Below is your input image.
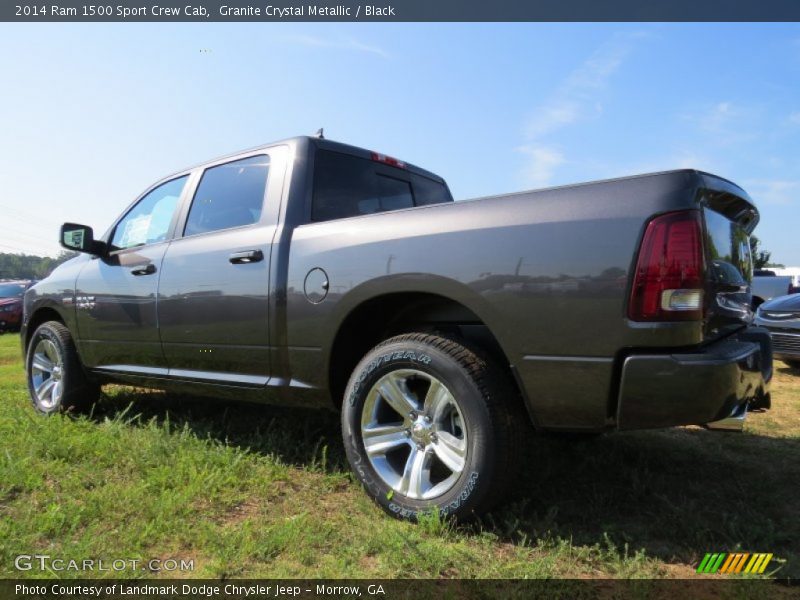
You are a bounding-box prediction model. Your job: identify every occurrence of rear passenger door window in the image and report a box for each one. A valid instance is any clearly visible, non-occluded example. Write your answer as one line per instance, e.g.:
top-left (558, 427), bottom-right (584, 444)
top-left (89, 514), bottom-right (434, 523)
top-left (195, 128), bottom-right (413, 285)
top-left (184, 155), bottom-right (270, 237)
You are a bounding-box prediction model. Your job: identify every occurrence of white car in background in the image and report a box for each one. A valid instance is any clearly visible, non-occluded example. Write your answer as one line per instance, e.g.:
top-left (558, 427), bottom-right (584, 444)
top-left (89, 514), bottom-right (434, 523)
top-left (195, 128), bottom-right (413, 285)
top-left (751, 269), bottom-right (796, 308)
top-left (755, 293), bottom-right (800, 370)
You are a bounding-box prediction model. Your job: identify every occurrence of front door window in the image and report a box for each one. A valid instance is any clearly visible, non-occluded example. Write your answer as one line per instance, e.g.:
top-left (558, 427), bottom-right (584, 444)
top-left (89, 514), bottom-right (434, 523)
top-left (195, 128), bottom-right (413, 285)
top-left (111, 176), bottom-right (188, 250)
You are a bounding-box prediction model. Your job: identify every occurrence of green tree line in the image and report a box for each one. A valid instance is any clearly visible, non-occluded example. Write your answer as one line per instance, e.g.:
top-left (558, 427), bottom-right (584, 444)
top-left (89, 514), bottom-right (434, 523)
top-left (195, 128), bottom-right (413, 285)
top-left (0, 252), bottom-right (77, 280)
top-left (750, 236), bottom-right (783, 269)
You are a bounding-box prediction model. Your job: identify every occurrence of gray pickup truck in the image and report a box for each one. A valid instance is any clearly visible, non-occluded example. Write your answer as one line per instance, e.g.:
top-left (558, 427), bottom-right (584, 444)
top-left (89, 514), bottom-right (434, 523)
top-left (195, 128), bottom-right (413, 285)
top-left (21, 136), bottom-right (772, 520)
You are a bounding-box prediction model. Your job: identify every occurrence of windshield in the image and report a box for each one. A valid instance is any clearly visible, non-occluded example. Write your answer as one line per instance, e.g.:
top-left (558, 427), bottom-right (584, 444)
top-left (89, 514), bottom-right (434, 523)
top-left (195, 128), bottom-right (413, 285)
top-left (0, 283), bottom-right (26, 298)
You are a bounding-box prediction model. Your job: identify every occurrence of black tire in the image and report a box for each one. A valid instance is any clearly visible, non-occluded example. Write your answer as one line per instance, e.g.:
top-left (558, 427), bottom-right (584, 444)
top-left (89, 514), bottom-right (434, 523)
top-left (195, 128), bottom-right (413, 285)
top-left (26, 321), bottom-right (99, 415)
top-left (341, 333), bottom-right (526, 521)
top-left (784, 360), bottom-right (800, 370)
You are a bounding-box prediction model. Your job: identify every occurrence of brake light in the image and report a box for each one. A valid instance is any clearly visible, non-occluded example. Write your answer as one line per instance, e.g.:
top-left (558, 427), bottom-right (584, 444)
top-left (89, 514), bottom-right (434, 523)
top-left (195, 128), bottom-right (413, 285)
top-left (371, 152), bottom-right (406, 169)
top-left (628, 210), bottom-right (705, 321)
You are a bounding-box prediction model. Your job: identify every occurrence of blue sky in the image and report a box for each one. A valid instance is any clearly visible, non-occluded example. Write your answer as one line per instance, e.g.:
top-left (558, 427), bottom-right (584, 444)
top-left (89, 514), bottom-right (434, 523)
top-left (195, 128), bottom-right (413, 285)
top-left (1, 23), bottom-right (798, 263)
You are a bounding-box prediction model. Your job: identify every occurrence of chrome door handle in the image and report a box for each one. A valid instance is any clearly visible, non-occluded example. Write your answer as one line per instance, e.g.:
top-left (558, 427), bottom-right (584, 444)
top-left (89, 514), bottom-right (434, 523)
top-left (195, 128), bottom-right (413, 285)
top-left (229, 250), bottom-right (263, 264)
top-left (130, 263), bottom-right (156, 276)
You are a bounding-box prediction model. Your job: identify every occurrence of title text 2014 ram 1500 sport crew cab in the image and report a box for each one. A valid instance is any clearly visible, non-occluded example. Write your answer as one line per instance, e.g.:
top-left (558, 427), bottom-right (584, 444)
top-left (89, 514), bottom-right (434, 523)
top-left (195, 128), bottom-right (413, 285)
top-left (21, 136), bottom-right (772, 520)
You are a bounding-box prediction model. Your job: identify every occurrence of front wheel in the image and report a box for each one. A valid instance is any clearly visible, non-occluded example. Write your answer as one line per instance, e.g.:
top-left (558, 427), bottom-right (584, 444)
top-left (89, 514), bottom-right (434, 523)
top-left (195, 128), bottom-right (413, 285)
top-left (341, 333), bottom-right (525, 521)
top-left (26, 321), bottom-right (99, 414)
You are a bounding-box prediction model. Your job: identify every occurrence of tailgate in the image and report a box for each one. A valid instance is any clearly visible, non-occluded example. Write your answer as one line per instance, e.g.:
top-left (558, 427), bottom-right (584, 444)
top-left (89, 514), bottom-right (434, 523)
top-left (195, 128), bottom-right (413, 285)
top-left (699, 174), bottom-right (759, 342)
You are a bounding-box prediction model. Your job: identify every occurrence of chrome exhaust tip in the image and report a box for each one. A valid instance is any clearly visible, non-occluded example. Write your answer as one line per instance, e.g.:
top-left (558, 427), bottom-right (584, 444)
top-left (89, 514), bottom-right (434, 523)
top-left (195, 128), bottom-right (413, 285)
top-left (704, 403), bottom-right (748, 432)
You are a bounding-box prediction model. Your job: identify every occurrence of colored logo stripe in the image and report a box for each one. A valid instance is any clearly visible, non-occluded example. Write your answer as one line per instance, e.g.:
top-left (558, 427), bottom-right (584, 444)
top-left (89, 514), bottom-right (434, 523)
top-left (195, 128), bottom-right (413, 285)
top-left (719, 554), bottom-right (735, 573)
top-left (724, 553), bottom-right (748, 573)
top-left (751, 553), bottom-right (773, 574)
top-left (697, 553), bottom-right (713, 573)
top-left (698, 552), bottom-right (773, 574)
top-left (697, 553), bottom-right (726, 573)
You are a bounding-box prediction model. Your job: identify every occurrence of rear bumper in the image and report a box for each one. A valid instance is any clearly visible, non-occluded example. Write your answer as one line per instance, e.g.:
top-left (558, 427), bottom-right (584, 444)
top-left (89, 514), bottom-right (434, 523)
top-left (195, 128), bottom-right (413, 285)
top-left (616, 327), bottom-right (772, 431)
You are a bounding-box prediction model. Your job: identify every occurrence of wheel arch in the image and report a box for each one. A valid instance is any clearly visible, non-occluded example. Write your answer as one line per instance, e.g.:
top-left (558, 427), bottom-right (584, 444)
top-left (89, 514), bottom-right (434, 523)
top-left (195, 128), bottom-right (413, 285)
top-left (24, 305), bottom-right (68, 354)
top-left (326, 290), bottom-right (527, 418)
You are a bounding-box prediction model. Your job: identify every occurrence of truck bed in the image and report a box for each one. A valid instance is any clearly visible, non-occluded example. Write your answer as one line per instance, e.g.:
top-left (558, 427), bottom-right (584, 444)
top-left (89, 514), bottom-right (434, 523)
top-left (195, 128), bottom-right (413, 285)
top-left (285, 169), bottom-right (755, 429)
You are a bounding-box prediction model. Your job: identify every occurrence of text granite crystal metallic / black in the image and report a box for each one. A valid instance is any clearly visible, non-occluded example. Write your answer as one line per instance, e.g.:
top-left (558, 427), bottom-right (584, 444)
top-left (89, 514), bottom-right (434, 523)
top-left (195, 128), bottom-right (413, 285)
top-left (20, 135), bottom-right (773, 519)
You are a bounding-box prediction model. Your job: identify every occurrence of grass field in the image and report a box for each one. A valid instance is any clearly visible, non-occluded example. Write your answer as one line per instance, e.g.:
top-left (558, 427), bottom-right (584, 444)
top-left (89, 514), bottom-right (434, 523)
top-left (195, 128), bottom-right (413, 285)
top-left (0, 332), bottom-right (798, 579)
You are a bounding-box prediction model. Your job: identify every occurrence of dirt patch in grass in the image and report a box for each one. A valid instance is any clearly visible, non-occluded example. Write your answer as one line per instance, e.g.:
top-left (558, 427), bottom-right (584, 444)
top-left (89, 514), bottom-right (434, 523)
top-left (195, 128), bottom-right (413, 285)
top-left (220, 499), bottom-right (262, 526)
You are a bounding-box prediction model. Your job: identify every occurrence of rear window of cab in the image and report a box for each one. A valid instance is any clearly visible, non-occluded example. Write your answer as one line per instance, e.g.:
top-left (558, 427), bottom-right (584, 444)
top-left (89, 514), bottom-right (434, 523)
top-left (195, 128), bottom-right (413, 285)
top-left (311, 150), bottom-right (452, 222)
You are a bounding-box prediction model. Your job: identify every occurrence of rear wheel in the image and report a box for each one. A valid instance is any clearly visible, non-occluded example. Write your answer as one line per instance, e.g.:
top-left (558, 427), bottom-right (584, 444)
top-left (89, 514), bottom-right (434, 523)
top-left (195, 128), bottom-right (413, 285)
top-left (26, 321), bottom-right (99, 414)
top-left (341, 333), bottom-right (525, 521)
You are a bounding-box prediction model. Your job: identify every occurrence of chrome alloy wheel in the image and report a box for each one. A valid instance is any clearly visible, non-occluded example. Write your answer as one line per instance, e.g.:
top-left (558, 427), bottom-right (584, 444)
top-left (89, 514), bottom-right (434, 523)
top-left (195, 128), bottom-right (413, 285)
top-left (30, 339), bottom-right (64, 410)
top-left (360, 369), bottom-right (468, 500)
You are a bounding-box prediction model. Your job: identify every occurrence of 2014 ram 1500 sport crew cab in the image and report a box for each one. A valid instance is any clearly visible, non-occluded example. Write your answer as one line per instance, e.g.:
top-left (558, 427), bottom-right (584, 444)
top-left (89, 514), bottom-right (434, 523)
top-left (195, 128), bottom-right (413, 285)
top-left (22, 136), bottom-right (772, 519)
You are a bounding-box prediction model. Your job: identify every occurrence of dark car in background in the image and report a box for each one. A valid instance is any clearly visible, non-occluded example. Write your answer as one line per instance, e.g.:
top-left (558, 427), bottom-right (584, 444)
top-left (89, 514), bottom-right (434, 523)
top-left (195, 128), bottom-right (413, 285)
top-left (0, 280), bottom-right (33, 332)
top-left (755, 294), bottom-right (800, 370)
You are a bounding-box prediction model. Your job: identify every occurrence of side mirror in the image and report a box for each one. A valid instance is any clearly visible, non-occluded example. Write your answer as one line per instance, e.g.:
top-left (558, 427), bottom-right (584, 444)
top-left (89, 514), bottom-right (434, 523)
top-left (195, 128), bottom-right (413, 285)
top-left (60, 223), bottom-right (104, 255)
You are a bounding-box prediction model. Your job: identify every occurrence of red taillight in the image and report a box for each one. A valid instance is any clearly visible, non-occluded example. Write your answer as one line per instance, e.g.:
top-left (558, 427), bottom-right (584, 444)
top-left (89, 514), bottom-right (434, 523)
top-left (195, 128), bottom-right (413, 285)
top-left (371, 152), bottom-right (406, 169)
top-left (628, 210), bottom-right (705, 322)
